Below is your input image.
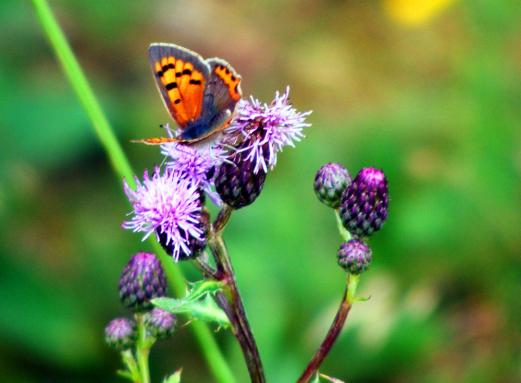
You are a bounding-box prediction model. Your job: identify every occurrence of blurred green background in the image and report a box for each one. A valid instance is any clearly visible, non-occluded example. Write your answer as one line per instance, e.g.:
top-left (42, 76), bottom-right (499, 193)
top-left (1, 0), bottom-right (520, 382)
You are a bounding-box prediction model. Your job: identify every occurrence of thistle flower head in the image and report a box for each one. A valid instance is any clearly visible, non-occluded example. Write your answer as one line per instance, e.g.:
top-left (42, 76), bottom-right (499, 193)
top-left (144, 308), bottom-right (177, 339)
top-left (314, 163), bottom-right (352, 209)
top-left (122, 167), bottom-right (204, 259)
top-left (225, 87), bottom-right (311, 173)
top-left (157, 210), bottom-right (209, 261)
top-left (104, 317), bottom-right (136, 350)
top-left (339, 167), bottom-right (389, 237)
top-left (119, 252), bottom-right (167, 311)
top-left (161, 140), bottom-right (227, 187)
top-left (337, 239), bottom-right (372, 274)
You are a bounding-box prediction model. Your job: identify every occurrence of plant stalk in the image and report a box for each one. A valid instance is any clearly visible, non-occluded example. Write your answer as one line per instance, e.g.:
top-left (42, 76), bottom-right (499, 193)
top-left (296, 274), bottom-right (359, 383)
top-left (120, 349), bottom-right (141, 383)
top-left (209, 206), bottom-right (266, 383)
top-left (135, 314), bottom-right (152, 383)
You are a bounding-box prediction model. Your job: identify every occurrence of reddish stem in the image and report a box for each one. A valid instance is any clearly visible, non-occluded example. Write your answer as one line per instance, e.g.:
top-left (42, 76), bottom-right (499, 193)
top-left (297, 275), bottom-right (355, 383)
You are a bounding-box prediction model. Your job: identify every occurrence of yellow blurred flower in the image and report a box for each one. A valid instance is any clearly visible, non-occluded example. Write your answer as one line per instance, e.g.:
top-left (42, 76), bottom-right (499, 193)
top-left (383, 0), bottom-right (456, 26)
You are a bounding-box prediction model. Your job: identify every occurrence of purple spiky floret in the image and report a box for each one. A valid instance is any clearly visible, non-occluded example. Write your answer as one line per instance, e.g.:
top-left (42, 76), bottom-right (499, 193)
top-left (157, 210), bottom-right (209, 261)
top-left (161, 138), bottom-right (227, 187)
top-left (224, 87), bottom-right (311, 173)
top-left (122, 167), bottom-right (204, 260)
top-left (119, 252), bottom-right (167, 311)
top-left (314, 163), bottom-right (352, 209)
top-left (104, 317), bottom-right (136, 350)
top-left (337, 239), bottom-right (372, 274)
top-left (339, 167), bottom-right (389, 237)
top-left (144, 308), bottom-right (177, 339)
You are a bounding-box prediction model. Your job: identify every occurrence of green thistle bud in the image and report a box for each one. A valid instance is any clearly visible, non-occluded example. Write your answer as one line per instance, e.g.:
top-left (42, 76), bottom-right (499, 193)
top-left (314, 163), bottom-right (351, 208)
top-left (104, 317), bottom-right (136, 350)
top-left (144, 308), bottom-right (177, 339)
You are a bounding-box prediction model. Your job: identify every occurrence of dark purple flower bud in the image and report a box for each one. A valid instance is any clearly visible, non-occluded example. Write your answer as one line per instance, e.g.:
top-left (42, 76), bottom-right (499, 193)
top-left (119, 252), bottom-right (167, 312)
top-left (104, 317), bottom-right (136, 350)
top-left (157, 210), bottom-right (209, 261)
top-left (144, 308), bottom-right (177, 339)
top-left (337, 239), bottom-right (372, 274)
top-left (215, 151), bottom-right (267, 209)
top-left (339, 167), bottom-right (389, 237)
top-left (314, 163), bottom-right (352, 208)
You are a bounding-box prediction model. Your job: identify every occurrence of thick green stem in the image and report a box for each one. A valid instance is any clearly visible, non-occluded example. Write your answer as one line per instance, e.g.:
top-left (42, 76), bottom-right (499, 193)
top-left (135, 314), bottom-right (153, 383)
top-left (30, 1), bottom-right (235, 382)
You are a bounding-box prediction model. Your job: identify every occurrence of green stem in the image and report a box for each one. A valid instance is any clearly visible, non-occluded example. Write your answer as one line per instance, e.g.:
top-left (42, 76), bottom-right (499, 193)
top-left (335, 210), bottom-right (351, 242)
top-left (135, 314), bottom-right (152, 383)
top-left (120, 349), bottom-right (141, 383)
top-left (30, 1), bottom-right (235, 382)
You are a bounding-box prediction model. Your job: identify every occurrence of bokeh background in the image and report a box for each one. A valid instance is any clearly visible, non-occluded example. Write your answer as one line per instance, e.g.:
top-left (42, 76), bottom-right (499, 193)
top-left (1, 0), bottom-right (520, 382)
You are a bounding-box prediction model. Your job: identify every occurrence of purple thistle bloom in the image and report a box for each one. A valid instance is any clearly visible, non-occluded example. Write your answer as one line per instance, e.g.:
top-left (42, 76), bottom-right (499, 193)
top-left (122, 167), bottom-right (204, 260)
top-left (225, 87), bottom-right (311, 173)
top-left (161, 139), bottom-right (227, 187)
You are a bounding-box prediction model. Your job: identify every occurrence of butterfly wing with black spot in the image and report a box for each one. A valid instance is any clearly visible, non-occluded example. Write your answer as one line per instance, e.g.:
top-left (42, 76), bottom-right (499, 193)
top-left (149, 43), bottom-right (210, 128)
top-left (204, 58), bottom-right (242, 122)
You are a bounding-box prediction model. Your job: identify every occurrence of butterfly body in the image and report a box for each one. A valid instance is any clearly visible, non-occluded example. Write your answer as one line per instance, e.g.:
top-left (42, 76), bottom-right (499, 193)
top-left (138, 43), bottom-right (242, 144)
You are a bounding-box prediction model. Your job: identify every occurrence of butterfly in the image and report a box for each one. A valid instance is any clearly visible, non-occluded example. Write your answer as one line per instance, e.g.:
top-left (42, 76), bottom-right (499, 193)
top-left (134, 43), bottom-right (242, 145)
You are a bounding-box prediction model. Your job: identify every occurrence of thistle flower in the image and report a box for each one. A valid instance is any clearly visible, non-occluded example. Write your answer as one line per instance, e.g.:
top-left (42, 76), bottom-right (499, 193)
top-left (337, 239), bottom-right (372, 274)
top-left (144, 308), bottom-right (177, 339)
top-left (215, 150), bottom-right (267, 209)
top-left (225, 87), bottom-right (311, 173)
top-left (157, 210), bottom-right (209, 261)
top-left (161, 138), bottom-right (227, 187)
top-left (119, 252), bottom-right (167, 311)
top-left (104, 317), bottom-right (136, 350)
top-left (339, 167), bottom-right (389, 237)
top-left (122, 167), bottom-right (205, 260)
top-left (314, 163), bottom-right (352, 209)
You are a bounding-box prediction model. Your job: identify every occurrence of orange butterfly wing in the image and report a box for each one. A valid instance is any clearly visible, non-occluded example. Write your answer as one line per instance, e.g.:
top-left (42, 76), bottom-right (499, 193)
top-left (149, 44), bottom-right (210, 127)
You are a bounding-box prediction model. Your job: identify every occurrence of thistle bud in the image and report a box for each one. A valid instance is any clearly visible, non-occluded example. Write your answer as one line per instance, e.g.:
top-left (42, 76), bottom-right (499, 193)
top-left (104, 317), bottom-right (136, 350)
top-left (314, 163), bottom-right (351, 208)
top-left (144, 308), bottom-right (177, 339)
top-left (339, 167), bottom-right (389, 237)
top-left (119, 252), bottom-right (167, 311)
top-left (337, 239), bottom-right (372, 274)
top-left (215, 152), bottom-right (267, 209)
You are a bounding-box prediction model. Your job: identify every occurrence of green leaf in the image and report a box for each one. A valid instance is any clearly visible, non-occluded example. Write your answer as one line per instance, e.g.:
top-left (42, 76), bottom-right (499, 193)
top-left (311, 372), bottom-right (321, 383)
top-left (186, 296), bottom-right (230, 328)
top-left (153, 296), bottom-right (230, 328)
top-left (186, 280), bottom-right (226, 303)
top-left (163, 369), bottom-right (182, 383)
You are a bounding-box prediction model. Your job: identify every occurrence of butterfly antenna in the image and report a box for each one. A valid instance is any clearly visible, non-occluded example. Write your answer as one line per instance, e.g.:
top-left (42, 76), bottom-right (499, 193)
top-left (130, 137), bottom-right (182, 145)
